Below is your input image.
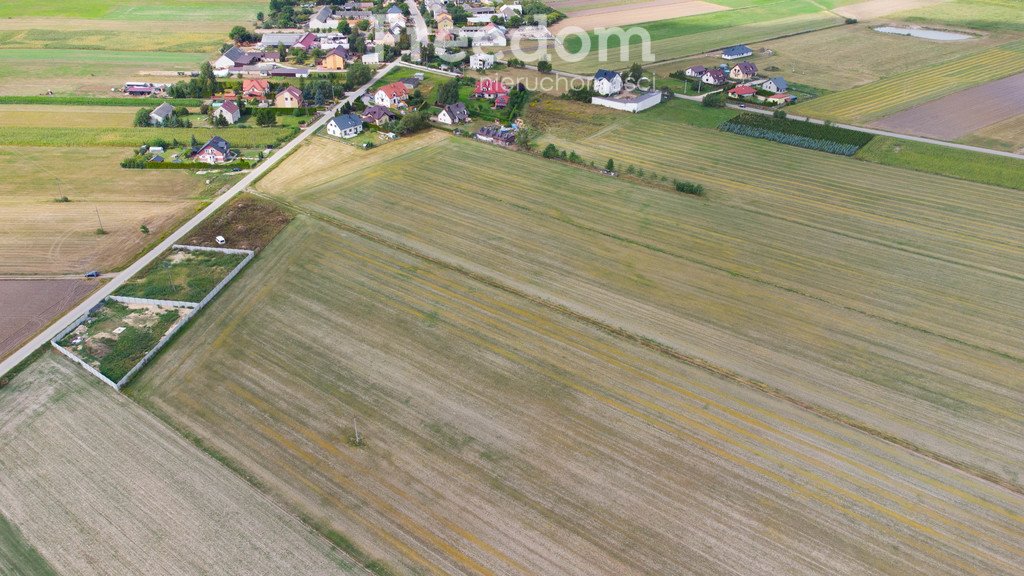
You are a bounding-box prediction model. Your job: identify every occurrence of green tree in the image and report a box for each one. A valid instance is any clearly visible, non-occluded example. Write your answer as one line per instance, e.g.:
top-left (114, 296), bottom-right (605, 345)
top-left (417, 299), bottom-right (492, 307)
top-left (435, 78), bottom-right (461, 105)
top-left (515, 125), bottom-right (538, 150)
top-left (702, 92), bottom-right (725, 108)
top-left (134, 108), bottom-right (152, 127)
top-left (253, 108), bottom-right (277, 126)
top-left (626, 62), bottom-right (644, 83)
top-left (277, 42), bottom-right (287, 62)
top-left (396, 110), bottom-right (429, 134)
top-left (542, 143), bottom-right (559, 158)
top-left (605, 158), bottom-right (615, 172)
top-left (537, 59), bottom-right (552, 73)
top-left (356, 19), bottom-right (370, 30)
top-left (257, 11), bottom-right (264, 21)
top-left (346, 62), bottom-right (372, 87)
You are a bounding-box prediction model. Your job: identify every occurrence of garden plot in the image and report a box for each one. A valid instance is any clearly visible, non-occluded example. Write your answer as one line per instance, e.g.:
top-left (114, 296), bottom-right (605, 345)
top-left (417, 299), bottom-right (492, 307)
top-left (114, 247), bottom-right (248, 304)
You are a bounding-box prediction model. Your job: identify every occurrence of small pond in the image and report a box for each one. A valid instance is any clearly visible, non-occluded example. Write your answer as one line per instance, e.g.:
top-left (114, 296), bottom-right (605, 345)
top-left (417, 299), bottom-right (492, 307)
top-left (874, 26), bottom-right (973, 41)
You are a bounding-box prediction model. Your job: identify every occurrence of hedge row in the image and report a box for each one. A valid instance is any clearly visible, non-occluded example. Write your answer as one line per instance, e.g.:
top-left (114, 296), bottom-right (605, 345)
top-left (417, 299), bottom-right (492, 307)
top-left (145, 160), bottom-right (253, 170)
top-left (720, 113), bottom-right (874, 148)
top-left (0, 96), bottom-right (204, 107)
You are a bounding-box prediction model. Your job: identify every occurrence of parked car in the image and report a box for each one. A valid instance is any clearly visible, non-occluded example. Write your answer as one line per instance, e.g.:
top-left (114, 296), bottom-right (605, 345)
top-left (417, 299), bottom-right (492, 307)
top-left (84, 270), bottom-right (100, 278)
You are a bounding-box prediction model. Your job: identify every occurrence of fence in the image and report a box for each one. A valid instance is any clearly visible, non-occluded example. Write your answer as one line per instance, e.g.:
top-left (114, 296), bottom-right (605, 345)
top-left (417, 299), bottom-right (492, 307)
top-left (52, 245), bottom-right (255, 390)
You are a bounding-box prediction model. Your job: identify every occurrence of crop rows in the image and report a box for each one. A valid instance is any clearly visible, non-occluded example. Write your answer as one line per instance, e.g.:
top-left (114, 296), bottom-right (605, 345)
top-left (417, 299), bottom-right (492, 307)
top-left (132, 213), bottom-right (1024, 575)
top-left (719, 113), bottom-right (873, 155)
top-left (0, 126), bottom-right (296, 147)
top-left (791, 41), bottom-right (1024, 123)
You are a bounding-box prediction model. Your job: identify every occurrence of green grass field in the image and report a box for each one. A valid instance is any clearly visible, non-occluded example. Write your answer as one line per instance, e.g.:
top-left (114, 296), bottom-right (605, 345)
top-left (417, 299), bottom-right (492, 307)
top-left (790, 40), bottom-right (1024, 123)
top-left (115, 249), bottom-right (247, 303)
top-left (0, 511), bottom-right (57, 576)
top-left (0, 126), bottom-right (295, 147)
top-left (895, 0), bottom-right (1024, 32)
top-left (541, 0), bottom-right (843, 73)
top-left (855, 136), bottom-right (1024, 190)
top-left (0, 0), bottom-right (262, 21)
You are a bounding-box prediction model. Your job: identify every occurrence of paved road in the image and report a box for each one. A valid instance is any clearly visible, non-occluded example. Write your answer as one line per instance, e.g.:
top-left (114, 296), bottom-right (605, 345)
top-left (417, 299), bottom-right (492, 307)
top-left (726, 103), bottom-right (1024, 160)
top-left (0, 61), bottom-right (399, 379)
top-left (406, 0), bottom-right (429, 60)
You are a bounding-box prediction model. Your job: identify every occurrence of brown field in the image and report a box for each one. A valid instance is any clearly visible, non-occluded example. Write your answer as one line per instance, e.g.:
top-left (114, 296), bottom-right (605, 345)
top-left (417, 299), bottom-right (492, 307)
top-left (183, 194), bottom-right (294, 252)
top-left (0, 146), bottom-right (204, 275)
top-left (0, 352), bottom-right (361, 575)
top-left (550, 0), bottom-right (727, 32)
top-left (834, 0), bottom-right (948, 20)
top-left (959, 111), bottom-right (1024, 151)
top-left (0, 105), bottom-right (136, 128)
top-left (0, 279), bottom-right (97, 360)
top-left (870, 72), bottom-right (1024, 140)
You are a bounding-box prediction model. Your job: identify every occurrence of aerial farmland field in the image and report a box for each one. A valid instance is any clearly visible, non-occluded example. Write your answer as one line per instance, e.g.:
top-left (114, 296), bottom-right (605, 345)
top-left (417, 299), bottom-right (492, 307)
top-left (0, 279), bottom-right (97, 360)
top-left (0, 352), bottom-right (362, 575)
top-left (790, 40), bottom-right (1024, 123)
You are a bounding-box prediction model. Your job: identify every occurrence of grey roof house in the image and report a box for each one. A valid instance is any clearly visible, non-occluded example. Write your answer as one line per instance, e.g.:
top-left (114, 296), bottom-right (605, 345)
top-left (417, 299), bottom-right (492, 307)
top-left (149, 102), bottom-right (175, 124)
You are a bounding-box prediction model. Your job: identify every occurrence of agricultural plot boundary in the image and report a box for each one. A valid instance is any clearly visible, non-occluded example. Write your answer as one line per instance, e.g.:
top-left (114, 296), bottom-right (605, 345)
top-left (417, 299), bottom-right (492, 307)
top-left (51, 244), bottom-right (253, 389)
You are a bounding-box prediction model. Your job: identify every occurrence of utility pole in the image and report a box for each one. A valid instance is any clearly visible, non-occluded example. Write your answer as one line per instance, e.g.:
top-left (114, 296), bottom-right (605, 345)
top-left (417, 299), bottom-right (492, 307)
top-left (352, 418), bottom-right (362, 446)
top-left (94, 207), bottom-right (104, 232)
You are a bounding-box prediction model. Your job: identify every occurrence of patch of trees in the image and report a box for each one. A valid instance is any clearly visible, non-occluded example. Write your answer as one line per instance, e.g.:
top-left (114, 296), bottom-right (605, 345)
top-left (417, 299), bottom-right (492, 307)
top-left (167, 62), bottom-right (218, 98)
top-left (521, 1), bottom-right (566, 25)
top-left (229, 26), bottom-right (259, 44)
top-left (542, 143), bottom-right (584, 164)
top-left (673, 180), bottom-right (705, 195)
top-left (435, 79), bottom-right (461, 105)
top-left (253, 108), bottom-right (277, 126)
top-left (396, 110), bottom-right (430, 134)
top-left (562, 86), bottom-right (596, 102)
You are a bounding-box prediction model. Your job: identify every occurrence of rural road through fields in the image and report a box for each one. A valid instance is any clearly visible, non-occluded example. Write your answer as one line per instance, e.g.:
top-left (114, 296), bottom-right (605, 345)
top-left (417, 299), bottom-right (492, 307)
top-left (724, 102), bottom-right (1024, 159)
top-left (0, 61), bottom-right (400, 379)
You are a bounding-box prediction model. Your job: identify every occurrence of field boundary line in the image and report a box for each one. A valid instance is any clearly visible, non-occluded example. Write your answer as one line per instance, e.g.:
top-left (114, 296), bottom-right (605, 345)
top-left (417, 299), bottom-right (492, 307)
top-left (258, 192), bottom-right (1024, 498)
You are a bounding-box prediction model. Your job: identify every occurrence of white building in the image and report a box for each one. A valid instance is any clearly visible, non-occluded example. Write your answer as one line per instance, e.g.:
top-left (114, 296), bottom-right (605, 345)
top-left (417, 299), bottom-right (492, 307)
top-left (469, 53), bottom-right (496, 70)
top-left (326, 113), bottom-right (364, 138)
top-left (309, 6), bottom-right (341, 31)
top-left (593, 69), bottom-right (623, 96)
top-left (149, 102), bottom-right (174, 125)
top-left (591, 91), bottom-right (661, 113)
top-left (213, 101), bottom-right (241, 125)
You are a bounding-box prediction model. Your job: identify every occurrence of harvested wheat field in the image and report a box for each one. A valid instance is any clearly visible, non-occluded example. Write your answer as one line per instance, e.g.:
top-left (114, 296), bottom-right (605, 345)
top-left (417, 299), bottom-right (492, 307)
top-left (870, 72), bottom-right (1024, 140)
top-left (0, 352), bottom-right (361, 575)
top-left (959, 111), bottom-right (1024, 152)
top-left (0, 146), bottom-right (203, 275)
top-left (834, 0), bottom-right (947, 21)
top-left (0, 278), bottom-right (97, 360)
top-left (130, 210), bottom-right (1024, 576)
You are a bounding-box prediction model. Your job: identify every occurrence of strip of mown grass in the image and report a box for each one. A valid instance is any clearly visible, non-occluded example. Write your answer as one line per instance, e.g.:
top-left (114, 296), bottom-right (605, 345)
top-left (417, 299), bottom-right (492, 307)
top-left (0, 511), bottom-right (57, 576)
top-left (719, 112), bottom-right (873, 155)
top-left (856, 136), bottom-right (1024, 192)
top-left (0, 126), bottom-right (295, 147)
top-left (115, 250), bottom-right (247, 303)
top-left (0, 95), bottom-right (204, 107)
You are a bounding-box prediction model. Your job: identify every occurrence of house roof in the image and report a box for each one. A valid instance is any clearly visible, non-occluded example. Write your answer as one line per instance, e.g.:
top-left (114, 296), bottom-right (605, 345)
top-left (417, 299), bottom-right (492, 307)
top-left (327, 46), bottom-right (350, 58)
top-left (722, 45), bottom-right (752, 56)
top-left (474, 78), bottom-right (509, 95)
top-left (295, 33), bottom-right (317, 49)
top-left (728, 85), bottom-right (757, 95)
top-left (261, 33), bottom-right (304, 46)
top-left (278, 86), bottom-right (303, 100)
top-left (768, 92), bottom-right (794, 100)
top-left (331, 113), bottom-right (363, 130)
top-left (767, 76), bottom-right (788, 91)
top-left (733, 61), bottom-right (757, 75)
top-left (243, 78), bottom-right (270, 92)
top-left (399, 77), bottom-right (421, 88)
top-left (314, 6), bottom-right (333, 22)
top-left (387, 5), bottom-right (403, 13)
top-left (377, 81), bottom-right (410, 99)
top-left (594, 69), bottom-right (620, 82)
top-left (704, 68), bottom-right (726, 80)
top-left (362, 105), bottom-right (396, 120)
top-left (199, 136), bottom-right (231, 155)
top-left (220, 100), bottom-right (240, 113)
top-left (686, 65), bottom-right (706, 74)
top-left (151, 102), bottom-right (174, 118)
top-left (443, 102), bottom-right (468, 121)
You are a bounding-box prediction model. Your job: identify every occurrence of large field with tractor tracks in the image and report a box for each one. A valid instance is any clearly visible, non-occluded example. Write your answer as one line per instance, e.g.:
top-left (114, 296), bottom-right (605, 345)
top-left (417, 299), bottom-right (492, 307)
top-left (124, 125), bottom-right (1024, 575)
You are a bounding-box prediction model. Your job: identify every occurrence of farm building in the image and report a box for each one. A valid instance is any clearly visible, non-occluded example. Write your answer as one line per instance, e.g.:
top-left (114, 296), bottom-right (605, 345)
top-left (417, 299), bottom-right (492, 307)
top-left (362, 105), bottom-right (396, 125)
top-left (321, 47), bottom-right (350, 70)
top-left (684, 65), bottom-right (706, 78)
top-left (374, 82), bottom-right (410, 108)
top-left (591, 91), bottom-right (661, 113)
top-left (275, 86), bottom-right (304, 108)
top-left (294, 33), bottom-right (318, 51)
top-left (476, 124), bottom-right (516, 145)
top-left (386, 5), bottom-right (406, 26)
top-left (460, 23), bottom-right (508, 47)
top-left (594, 69), bottom-right (623, 96)
top-left (762, 77), bottom-right (788, 93)
top-left (193, 136), bottom-right (236, 164)
top-left (260, 33), bottom-right (304, 49)
top-left (149, 102), bottom-right (174, 125)
top-left (309, 6), bottom-right (341, 30)
top-left (470, 53), bottom-right (496, 70)
top-left (498, 4), bottom-right (523, 20)
top-left (362, 53), bottom-right (381, 65)
top-left (722, 45), bottom-right (752, 60)
top-left (438, 102), bottom-right (470, 125)
top-left (702, 68), bottom-right (727, 85)
top-left (215, 47), bottom-right (259, 69)
top-left (326, 114), bottom-right (364, 138)
top-left (214, 101), bottom-right (241, 124)
top-left (727, 85), bottom-right (757, 98)
top-left (729, 61), bottom-right (758, 81)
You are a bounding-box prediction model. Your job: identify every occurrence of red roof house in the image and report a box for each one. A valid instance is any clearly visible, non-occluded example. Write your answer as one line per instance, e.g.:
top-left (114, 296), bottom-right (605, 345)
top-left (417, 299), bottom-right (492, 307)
top-left (728, 85), bottom-right (757, 97)
top-left (294, 32), bottom-right (317, 50)
top-left (243, 78), bottom-right (271, 98)
top-left (473, 78), bottom-right (509, 99)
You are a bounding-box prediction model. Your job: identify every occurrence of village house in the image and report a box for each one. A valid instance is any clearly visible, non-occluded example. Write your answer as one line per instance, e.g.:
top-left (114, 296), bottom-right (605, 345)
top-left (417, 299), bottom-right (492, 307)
top-left (321, 47), bottom-right (350, 70)
top-left (242, 78), bottom-right (271, 99)
top-left (215, 46), bottom-right (260, 69)
top-left (374, 81), bottom-right (410, 107)
top-left (701, 68), bottom-right (727, 85)
top-left (362, 52), bottom-right (381, 65)
top-left (764, 92), bottom-right (796, 105)
top-left (593, 69), bottom-right (623, 96)
top-left (498, 4), bottom-right (523, 20)
top-left (476, 124), bottom-right (516, 145)
top-left (260, 33), bottom-right (305, 49)
top-left (473, 78), bottom-right (509, 100)
top-left (400, 76), bottom-right (422, 90)
top-left (326, 113), bottom-right (364, 138)
top-left (149, 102), bottom-right (174, 125)
top-left (376, 30), bottom-right (398, 46)
top-left (438, 102), bottom-right (469, 124)
top-left (435, 12), bottom-right (454, 31)
top-left (460, 23), bottom-right (507, 47)
top-left (294, 32), bottom-right (318, 51)
top-left (722, 44), bottom-right (752, 60)
top-left (684, 65), bottom-right (706, 78)
top-left (309, 6), bottom-right (341, 30)
top-left (362, 105), bottom-right (397, 125)
top-left (386, 5), bottom-right (406, 27)
top-left (275, 86), bottom-right (304, 108)
top-left (762, 76), bottom-right (788, 94)
top-left (193, 136), bottom-right (237, 164)
top-left (470, 53), bottom-right (496, 70)
top-left (214, 100), bottom-right (241, 124)
top-left (727, 85), bottom-right (757, 98)
top-left (729, 61), bottom-right (758, 81)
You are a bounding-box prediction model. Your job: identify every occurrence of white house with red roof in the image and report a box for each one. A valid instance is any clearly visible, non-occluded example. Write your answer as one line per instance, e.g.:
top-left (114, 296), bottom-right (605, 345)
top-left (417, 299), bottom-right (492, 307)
top-left (214, 101), bottom-right (241, 124)
top-left (275, 86), bottom-right (304, 108)
top-left (473, 78), bottom-right (509, 100)
top-left (193, 136), bottom-right (237, 164)
top-left (374, 81), bottom-right (410, 108)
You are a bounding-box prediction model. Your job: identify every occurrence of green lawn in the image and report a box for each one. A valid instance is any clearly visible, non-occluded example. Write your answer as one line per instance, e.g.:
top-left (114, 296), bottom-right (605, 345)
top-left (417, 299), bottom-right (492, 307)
top-left (115, 249), bottom-right (247, 303)
top-left (895, 0), bottom-right (1024, 32)
top-left (0, 0), bottom-right (263, 21)
top-left (0, 512), bottom-right (57, 576)
top-left (0, 126), bottom-right (296, 147)
top-left (855, 136), bottom-right (1024, 191)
